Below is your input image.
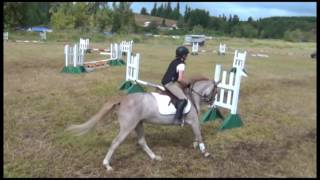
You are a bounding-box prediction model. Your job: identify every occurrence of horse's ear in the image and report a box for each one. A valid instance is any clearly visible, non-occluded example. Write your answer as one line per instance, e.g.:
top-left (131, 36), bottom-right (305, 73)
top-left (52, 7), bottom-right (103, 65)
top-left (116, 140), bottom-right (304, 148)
top-left (213, 80), bottom-right (221, 85)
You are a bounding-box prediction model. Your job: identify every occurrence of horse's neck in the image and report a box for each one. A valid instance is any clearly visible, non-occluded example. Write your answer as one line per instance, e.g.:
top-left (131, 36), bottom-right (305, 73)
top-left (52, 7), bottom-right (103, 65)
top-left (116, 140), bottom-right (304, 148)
top-left (186, 80), bottom-right (211, 112)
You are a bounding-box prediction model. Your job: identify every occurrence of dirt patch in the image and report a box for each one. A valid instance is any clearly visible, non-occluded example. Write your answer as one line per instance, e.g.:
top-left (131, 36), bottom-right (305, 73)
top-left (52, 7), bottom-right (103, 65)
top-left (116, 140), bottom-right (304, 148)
top-left (304, 129), bottom-right (316, 142)
top-left (277, 78), bottom-right (311, 87)
top-left (227, 141), bottom-right (288, 164)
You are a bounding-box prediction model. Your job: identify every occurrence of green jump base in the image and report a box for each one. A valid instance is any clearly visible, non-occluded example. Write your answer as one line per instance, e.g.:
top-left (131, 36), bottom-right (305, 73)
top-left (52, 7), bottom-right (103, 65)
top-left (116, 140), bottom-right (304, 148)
top-left (201, 108), bottom-right (224, 124)
top-left (61, 66), bottom-right (86, 74)
top-left (108, 59), bottom-right (126, 66)
top-left (219, 114), bottom-right (243, 131)
top-left (119, 80), bottom-right (145, 94)
top-left (119, 80), bottom-right (133, 91)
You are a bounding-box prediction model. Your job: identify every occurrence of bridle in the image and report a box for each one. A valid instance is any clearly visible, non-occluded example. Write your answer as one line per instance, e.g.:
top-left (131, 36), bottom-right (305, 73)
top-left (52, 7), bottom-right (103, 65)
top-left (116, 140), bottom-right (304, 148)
top-left (188, 80), bottom-right (219, 114)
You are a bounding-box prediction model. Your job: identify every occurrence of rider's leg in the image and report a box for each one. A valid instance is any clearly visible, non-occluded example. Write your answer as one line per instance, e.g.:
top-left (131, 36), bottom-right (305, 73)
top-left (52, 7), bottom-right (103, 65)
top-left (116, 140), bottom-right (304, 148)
top-left (164, 82), bottom-right (188, 122)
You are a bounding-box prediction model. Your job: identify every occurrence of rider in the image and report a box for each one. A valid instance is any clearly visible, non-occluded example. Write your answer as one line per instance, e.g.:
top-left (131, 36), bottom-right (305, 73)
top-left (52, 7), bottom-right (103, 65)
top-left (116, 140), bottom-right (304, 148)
top-left (161, 46), bottom-right (190, 124)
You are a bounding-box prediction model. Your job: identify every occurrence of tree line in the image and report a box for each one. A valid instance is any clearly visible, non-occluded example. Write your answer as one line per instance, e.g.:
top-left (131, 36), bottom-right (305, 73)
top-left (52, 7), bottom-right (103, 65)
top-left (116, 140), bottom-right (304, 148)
top-left (142, 3), bottom-right (316, 42)
top-left (4, 2), bottom-right (137, 34)
top-left (4, 2), bottom-right (316, 42)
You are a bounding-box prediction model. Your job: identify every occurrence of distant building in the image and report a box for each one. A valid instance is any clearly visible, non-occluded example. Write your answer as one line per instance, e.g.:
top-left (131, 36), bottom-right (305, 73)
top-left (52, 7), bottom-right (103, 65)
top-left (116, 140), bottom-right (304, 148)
top-left (143, 21), bottom-right (151, 27)
top-left (171, 24), bottom-right (178, 30)
top-left (184, 35), bottom-right (206, 46)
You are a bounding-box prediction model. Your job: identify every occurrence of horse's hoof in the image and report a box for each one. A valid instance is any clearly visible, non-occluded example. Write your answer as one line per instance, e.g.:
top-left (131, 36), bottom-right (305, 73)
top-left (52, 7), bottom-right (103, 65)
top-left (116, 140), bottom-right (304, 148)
top-left (153, 155), bottom-right (162, 161)
top-left (202, 152), bottom-right (211, 158)
top-left (103, 161), bottom-right (113, 171)
top-left (106, 165), bottom-right (113, 171)
top-left (193, 142), bottom-right (198, 149)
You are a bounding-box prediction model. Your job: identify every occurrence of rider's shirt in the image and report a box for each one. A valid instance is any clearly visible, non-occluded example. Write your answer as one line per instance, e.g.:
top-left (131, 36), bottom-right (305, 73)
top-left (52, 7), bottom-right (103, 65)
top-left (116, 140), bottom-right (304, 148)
top-left (161, 58), bottom-right (185, 85)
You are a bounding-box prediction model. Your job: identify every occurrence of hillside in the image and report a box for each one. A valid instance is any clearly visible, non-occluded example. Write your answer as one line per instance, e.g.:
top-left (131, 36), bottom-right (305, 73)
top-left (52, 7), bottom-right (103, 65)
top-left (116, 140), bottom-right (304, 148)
top-left (134, 13), bottom-right (177, 27)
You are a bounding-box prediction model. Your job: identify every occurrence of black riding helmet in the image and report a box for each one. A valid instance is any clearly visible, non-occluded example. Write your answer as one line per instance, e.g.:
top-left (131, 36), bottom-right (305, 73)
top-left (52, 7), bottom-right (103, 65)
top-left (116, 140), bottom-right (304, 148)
top-left (176, 46), bottom-right (189, 58)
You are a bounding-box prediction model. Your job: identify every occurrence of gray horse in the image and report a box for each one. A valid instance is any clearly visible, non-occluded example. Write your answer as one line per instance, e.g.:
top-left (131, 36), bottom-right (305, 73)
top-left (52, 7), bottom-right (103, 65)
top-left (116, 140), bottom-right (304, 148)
top-left (66, 77), bottom-right (219, 171)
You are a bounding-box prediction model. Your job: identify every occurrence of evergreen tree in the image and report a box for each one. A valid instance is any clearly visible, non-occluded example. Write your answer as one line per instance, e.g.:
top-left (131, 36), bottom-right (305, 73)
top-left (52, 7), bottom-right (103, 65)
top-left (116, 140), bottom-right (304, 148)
top-left (232, 14), bottom-right (240, 25)
top-left (157, 3), bottom-right (164, 17)
top-left (151, 3), bottom-right (157, 16)
top-left (174, 2), bottom-right (181, 20)
top-left (166, 2), bottom-right (172, 19)
top-left (140, 7), bottom-right (148, 15)
top-left (222, 14), bottom-right (227, 21)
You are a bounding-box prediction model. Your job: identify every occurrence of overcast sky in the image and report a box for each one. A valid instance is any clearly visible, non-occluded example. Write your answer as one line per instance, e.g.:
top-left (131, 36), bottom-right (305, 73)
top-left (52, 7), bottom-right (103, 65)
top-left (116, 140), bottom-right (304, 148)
top-left (130, 2), bottom-right (317, 21)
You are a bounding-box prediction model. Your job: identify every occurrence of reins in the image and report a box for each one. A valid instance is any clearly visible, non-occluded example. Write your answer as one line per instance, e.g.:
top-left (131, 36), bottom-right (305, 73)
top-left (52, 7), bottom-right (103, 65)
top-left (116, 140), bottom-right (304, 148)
top-left (187, 80), bottom-right (218, 114)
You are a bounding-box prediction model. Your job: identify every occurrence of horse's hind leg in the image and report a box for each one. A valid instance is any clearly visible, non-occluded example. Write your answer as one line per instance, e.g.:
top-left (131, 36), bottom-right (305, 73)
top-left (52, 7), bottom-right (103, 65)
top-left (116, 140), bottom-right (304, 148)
top-left (102, 118), bottom-right (139, 171)
top-left (135, 122), bottom-right (162, 161)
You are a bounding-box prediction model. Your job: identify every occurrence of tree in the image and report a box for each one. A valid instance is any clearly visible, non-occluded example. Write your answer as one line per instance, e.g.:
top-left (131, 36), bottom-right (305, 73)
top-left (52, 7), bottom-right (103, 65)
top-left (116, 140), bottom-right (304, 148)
top-left (172, 2), bottom-right (181, 20)
top-left (166, 2), bottom-right (172, 19)
top-left (4, 2), bottom-right (25, 29)
top-left (184, 4), bottom-right (189, 22)
top-left (284, 29), bottom-right (304, 42)
top-left (4, 2), bottom-right (52, 28)
top-left (95, 5), bottom-right (112, 32)
top-left (247, 16), bottom-right (253, 23)
top-left (151, 3), bottom-right (157, 16)
top-left (111, 2), bottom-right (136, 33)
top-left (140, 7), bottom-right (148, 15)
top-left (145, 21), bottom-right (158, 34)
top-left (241, 24), bottom-right (258, 38)
top-left (177, 16), bottom-right (184, 28)
top-left (232, 15), bottom-right (240, 25)
top-left (192, 24), bottom-right (204, 34)
top-left (228, 14), bottom-right (232, 22)
top-left (50, 3), bottom-right (75, 30)
top-left (157, 3), bottom-right (164, 17)
top-left (186, 9), bottom-right (210, 29)
top-left (222, 14), bottom-right (227, 21)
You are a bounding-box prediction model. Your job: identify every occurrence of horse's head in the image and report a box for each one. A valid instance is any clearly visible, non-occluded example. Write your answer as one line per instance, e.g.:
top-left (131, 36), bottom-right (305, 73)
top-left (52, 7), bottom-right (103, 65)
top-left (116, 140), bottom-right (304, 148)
top-left (187, 76), bottom-right (221, 106)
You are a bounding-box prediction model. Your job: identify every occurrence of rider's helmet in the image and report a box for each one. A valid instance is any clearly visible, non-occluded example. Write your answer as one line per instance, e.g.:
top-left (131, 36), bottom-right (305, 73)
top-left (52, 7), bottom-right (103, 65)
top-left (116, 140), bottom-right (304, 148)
top-left (176, 46), bottom-right (189, 58)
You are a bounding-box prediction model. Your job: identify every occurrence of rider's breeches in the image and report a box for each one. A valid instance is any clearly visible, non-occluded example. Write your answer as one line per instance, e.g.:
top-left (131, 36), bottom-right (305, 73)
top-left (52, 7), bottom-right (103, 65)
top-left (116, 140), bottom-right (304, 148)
top-left (164, 81), bottom-right (187, 100)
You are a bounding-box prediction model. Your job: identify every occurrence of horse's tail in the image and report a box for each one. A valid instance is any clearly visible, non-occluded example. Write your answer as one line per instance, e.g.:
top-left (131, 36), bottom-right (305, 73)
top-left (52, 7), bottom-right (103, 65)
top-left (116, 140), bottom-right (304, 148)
top-left (66, 97), bottom-right (122, 136)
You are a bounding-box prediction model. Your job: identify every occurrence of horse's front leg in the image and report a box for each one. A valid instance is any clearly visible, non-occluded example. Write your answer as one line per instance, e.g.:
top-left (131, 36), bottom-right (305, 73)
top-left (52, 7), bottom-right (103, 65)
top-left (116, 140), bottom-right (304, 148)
top-left (186, 115), bottom-right (211, 158)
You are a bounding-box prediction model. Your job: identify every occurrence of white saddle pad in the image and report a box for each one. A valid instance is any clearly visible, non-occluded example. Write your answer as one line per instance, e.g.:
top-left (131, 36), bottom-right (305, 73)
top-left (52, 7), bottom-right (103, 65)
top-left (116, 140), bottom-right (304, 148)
top-left (151, 92), bottom-right (191, 115)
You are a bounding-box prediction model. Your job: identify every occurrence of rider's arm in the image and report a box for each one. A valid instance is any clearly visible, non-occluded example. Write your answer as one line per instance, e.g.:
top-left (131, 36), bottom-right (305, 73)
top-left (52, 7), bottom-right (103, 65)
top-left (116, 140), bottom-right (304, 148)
top-left (178, 70), bottom-right (184, 82)
top-left (176, 64), bottom-right (189, 87)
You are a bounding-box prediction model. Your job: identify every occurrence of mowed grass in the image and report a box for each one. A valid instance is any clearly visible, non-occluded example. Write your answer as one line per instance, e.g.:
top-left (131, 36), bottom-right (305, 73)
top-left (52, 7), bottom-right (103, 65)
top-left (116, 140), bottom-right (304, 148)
top-left (3, 37), bottom-right (316, 177)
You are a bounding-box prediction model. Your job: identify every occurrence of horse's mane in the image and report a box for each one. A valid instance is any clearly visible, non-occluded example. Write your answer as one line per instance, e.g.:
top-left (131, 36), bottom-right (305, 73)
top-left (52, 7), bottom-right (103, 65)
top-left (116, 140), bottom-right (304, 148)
top-left (188, 75), bottom-right (210, 85)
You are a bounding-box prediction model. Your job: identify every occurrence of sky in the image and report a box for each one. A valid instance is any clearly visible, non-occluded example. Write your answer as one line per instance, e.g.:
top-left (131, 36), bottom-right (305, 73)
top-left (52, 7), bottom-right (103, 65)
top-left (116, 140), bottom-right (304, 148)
top-left (130, 2), bottom-right (317, 21)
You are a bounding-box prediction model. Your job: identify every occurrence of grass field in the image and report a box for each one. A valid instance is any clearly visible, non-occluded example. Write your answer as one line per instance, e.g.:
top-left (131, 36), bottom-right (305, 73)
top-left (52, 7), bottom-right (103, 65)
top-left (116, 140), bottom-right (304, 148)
top-left (3, 36), bottom-right (316, 177)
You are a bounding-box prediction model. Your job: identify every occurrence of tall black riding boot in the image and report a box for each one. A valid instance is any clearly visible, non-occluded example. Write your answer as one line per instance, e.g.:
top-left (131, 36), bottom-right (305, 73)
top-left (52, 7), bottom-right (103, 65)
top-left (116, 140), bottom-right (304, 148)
top-left (174, 99), bottom-right (188, 123)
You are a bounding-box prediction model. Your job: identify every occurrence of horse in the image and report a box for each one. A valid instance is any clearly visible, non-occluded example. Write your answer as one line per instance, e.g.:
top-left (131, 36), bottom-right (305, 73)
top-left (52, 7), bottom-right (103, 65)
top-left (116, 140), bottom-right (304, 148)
top-left (66, 77), bottom-right (219, 171)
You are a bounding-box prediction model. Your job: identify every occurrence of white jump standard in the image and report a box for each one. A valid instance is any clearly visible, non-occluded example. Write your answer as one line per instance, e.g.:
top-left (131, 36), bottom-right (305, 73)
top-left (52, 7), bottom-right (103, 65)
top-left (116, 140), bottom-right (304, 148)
top-left (119, 51), bottom-right (165, 93)
top-left (191, 42), bottom-right (199, 55)
top-left (4, 32), bottom-right (8, 41)
top-left (120, 40), bottom-right (133, 55)
top-left (202, 50), bottom-right (248, 130)
top-left (84, 43), bottom-right (125, 69)
top-left (218, 43), bottom-right (226, 55)
top-left (62, 44), bottom-right (86, 73)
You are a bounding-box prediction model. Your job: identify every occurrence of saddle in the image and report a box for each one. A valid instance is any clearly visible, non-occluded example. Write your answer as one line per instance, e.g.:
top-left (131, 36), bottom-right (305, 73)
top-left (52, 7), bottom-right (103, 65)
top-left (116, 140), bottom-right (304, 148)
top-left (152, 77), bottom-right (209, 115)
top-left (155, 83), bottom-right (187, 109)
top-left (149, 82), bottom-right (192, 115)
